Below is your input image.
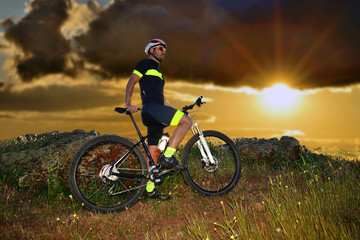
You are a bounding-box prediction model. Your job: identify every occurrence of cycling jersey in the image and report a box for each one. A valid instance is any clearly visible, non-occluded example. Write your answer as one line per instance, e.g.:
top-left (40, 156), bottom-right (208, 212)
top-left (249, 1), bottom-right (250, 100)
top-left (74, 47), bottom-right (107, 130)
top-left (133, 59), bottom-right (164, 105)
top-left (132, 59), bottom-right (184, 145)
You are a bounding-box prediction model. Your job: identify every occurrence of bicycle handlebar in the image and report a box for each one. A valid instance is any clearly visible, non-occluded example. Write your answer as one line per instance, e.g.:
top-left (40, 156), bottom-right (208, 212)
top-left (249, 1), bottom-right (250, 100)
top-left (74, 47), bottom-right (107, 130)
top-left (182, 96), bottom-right (206, 114)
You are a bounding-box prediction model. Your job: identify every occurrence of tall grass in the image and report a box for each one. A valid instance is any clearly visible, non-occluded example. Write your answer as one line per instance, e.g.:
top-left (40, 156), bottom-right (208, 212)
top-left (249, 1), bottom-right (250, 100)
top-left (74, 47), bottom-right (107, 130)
top-left (192, 150), bottom-right (360, 240)
top-left (262, 173), bottom-right (360, 239)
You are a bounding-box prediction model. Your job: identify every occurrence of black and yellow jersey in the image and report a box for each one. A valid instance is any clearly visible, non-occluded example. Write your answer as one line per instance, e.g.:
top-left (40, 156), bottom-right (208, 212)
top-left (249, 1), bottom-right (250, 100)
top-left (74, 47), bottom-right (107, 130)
top-left (132, 59), bottom-right (165, 105)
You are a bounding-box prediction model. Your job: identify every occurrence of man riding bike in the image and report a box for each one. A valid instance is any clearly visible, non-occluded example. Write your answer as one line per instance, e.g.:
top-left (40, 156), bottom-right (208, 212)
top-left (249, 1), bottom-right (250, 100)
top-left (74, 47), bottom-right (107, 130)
top-left (125, 39), bottom-right (193, 200)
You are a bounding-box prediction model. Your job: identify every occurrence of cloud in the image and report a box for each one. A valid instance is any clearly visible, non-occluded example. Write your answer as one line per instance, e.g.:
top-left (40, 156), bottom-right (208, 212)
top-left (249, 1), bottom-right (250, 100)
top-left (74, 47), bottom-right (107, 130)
top-left (2, 0), bottom-right (73, 81)
top-left (0, 112), bottom-right (13, 119)
top-left (1, 0), bottom-right (360, 90)
top-left (0, 82), bottom-right (124, 112)
top-left (228, 127), bottom-right (305, 137)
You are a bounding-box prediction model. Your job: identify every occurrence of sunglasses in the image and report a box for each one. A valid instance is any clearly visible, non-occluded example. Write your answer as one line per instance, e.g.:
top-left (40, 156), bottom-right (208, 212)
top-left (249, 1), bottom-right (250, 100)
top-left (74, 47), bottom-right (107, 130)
top-left (154, 46), bottom-right (167, 52)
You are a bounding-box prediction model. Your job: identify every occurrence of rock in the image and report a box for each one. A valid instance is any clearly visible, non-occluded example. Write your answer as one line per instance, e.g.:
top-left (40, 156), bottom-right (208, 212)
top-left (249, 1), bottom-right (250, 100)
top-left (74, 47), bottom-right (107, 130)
top-left (0, 130), bottom-right (101, 188)
top-left (1, 132), bottom-right (303, 188)
top-left (72, 129), bottom-right (86, 134)
top-left (280, 136), bottom-right (301, 161)
top-left (89, 130), bottom-right (101, 136)
top-left (234, 136), bottom-right (302, 164)
top-left (17, 135), bottom-right (27, 143)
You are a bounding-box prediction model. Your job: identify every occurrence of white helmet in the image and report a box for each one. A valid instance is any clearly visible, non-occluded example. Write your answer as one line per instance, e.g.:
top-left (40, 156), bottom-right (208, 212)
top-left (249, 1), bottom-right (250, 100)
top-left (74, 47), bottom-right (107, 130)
top-left (144, 39), bottom-right (167, 55)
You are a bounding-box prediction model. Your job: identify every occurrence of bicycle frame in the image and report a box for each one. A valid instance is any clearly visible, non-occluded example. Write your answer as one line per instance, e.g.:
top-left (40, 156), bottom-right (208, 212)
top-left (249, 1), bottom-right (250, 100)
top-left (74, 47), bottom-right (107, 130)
top-left (111, 109), bottom-right (177, 181)
top-left (69, 96), bottom-right (240, 213)
top-left (112, 96), bottom-right (217, 180)
top-left (112, 112), bottom-right (154, 168)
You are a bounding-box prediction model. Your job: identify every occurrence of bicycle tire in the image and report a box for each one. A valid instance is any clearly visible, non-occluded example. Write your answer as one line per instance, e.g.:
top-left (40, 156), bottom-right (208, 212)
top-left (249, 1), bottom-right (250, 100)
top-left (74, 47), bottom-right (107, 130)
top-left (68, 134), bottom-right (147, 213)
top-left (181, 130), bottom-right (241, 196)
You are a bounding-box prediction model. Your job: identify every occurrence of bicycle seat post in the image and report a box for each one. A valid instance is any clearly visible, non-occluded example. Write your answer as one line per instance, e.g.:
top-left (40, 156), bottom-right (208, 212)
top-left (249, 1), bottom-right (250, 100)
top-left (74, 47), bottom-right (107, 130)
top-left (127, 111), bottom-right (156, 168)
top-left (127, 111), bottom-right (143, 140)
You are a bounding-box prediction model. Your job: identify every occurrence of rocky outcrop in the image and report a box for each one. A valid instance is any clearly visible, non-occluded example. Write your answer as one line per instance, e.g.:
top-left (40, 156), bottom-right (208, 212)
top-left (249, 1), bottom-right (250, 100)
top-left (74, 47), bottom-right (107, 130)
top-left (0, 129), bottom-right (100, 187)
top-left (234, 136), bottom-right (302, 164)
top-left (0, 130), bottom-right (303, 188)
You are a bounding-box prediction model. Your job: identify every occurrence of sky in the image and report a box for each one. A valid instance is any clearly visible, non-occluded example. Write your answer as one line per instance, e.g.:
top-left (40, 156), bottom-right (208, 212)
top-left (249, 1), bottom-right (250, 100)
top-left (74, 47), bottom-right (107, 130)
top-left (0, 0), bottom-right (360, 150)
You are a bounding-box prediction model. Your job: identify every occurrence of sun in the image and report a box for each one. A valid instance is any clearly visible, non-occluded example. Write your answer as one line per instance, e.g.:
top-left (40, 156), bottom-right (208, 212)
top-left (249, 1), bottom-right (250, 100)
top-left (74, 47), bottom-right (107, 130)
top-left (259, 84), bottom-right (301, 114)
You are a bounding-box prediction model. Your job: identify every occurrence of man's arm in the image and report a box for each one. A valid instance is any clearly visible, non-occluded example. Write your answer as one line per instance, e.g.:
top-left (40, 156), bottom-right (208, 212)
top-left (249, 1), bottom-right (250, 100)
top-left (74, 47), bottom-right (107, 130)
top-left (125, 73), bottom-right (141, 113)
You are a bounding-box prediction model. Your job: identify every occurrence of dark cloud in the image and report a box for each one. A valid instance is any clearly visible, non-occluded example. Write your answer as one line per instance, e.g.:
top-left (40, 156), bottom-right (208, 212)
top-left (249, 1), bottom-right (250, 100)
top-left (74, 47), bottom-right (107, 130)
top-left (0, 84), bottom-right (123, 112)
top-left (2, 0), bottom-right (73, 81)
top-left (1, 0), bottom-right (360, 89)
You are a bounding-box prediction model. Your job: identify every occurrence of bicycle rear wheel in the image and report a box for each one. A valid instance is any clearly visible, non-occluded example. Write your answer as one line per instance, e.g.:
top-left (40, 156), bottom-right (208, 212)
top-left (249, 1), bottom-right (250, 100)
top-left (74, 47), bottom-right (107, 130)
top-left (181, 130), bottom-right (241, 196)
top-left (68, 134), bottom-right (147, 213)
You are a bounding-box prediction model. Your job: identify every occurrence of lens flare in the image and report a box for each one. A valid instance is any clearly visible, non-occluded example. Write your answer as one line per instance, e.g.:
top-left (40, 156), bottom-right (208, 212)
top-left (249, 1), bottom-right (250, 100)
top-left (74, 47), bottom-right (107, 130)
top-left (260, 84), bottom-right (301, 114)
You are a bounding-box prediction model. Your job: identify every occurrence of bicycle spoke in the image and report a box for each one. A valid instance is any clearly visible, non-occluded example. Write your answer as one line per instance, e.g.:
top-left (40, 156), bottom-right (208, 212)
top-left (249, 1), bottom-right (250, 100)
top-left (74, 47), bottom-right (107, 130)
top-left (69, 135), bottom-right (148, 213)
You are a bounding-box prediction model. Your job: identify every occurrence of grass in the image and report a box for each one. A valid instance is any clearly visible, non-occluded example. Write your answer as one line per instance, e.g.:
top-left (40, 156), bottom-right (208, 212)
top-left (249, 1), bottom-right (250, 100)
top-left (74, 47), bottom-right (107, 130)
top-left (0, 147), bottom-right (359, 239)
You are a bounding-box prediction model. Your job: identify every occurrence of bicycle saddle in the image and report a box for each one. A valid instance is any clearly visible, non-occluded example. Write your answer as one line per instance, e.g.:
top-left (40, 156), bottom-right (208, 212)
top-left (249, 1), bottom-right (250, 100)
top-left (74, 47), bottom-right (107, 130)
top-left (114, 107), bottom-right (128, 114)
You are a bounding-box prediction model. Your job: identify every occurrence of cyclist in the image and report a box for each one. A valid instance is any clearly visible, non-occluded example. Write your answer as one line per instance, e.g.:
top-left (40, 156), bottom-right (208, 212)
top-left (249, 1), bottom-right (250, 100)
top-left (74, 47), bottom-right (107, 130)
top-left (125, 39), bottom-right (193, 200)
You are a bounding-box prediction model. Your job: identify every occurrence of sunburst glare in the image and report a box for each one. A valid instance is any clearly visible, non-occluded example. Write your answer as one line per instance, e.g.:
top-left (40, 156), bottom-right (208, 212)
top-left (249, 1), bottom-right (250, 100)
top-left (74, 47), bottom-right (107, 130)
top-left (259, 83), bottom-right (302, 114)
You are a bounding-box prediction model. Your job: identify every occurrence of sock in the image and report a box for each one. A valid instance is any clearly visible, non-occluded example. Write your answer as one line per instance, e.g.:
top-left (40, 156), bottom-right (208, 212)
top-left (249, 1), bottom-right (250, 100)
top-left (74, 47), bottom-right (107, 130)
top-left (164, 147), bottom-right (176, 158)
top-left (146, 180), bottom-right (155, 192)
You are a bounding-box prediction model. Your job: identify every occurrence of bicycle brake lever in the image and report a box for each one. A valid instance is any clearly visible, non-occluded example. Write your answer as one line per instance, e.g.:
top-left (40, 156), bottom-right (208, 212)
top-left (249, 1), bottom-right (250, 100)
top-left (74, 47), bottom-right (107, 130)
top-left (196, 96), bottom-right (205, 107)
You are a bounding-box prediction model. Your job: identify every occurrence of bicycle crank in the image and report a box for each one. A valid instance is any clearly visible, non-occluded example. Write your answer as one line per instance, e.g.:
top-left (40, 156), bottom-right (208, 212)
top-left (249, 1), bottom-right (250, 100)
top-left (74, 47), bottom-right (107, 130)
top-left (148, 166), bottom-right (164, 184)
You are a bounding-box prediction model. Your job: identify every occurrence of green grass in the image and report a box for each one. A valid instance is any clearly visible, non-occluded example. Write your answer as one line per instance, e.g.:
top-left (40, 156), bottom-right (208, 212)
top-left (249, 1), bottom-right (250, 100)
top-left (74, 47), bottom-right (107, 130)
top-left (210, 166), bottom-right (360, 239)
top-left (0, 147), bottom-right (359, 239)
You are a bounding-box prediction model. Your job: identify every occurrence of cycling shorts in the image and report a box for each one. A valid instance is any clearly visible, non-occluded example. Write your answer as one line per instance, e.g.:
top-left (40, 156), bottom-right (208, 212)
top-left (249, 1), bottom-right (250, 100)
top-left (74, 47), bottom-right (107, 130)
top-left (141, 102), bottom-right (184, 146)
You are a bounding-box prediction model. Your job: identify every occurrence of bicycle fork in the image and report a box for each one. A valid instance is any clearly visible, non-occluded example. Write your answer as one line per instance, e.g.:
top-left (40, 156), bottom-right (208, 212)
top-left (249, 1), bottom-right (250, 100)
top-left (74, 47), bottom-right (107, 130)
top-left (191, 122), bottom-right (216, 166)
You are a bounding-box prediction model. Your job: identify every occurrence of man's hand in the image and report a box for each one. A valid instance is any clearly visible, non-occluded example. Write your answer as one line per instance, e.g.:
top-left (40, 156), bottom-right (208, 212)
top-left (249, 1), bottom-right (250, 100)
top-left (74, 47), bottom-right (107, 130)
top-left (125, 73), bottom-right (141, 114)
top-left (126, 104), bottom-right (138, 113)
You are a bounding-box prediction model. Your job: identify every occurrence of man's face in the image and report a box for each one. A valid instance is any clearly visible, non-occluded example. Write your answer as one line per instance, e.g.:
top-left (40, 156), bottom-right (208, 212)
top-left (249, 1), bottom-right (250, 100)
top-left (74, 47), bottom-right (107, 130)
top-left (152, 45), bottom-right (166, 62)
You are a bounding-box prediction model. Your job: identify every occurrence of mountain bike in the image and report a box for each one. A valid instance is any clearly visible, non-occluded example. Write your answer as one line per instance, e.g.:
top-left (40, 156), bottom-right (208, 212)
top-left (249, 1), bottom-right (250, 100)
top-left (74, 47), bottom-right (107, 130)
top-left (68, 96), bottom-right (241, 213)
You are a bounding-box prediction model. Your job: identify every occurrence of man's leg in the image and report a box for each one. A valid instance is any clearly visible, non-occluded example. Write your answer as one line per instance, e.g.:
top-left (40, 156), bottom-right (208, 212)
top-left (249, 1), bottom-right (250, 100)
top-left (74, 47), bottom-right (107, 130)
top-left (145, 146), bottom-right (159, 194)
top-left (145, 144), bottom-right (170, 200)
top-left (148, 145), bottom-right (161, 165)
top-left (161, 114), bottom-right (192, 170)
top-left (167, 114), bottom-right (193, 149)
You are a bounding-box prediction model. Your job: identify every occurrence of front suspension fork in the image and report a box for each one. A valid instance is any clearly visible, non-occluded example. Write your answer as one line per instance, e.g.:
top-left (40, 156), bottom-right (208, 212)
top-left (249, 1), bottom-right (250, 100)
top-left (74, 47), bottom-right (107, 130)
top-left (191, 122), bottom-right (216, 165)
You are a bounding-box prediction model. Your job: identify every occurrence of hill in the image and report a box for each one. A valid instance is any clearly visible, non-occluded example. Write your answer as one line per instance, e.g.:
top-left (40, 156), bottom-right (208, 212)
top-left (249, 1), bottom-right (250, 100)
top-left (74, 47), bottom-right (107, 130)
top-left (0, 130), bottom-right (359, 239)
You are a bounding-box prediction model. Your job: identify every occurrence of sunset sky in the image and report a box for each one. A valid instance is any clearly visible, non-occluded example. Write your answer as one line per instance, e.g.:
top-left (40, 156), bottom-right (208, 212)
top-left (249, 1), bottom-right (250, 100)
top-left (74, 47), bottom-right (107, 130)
top-left (1, 0), bottom-right (360, 150)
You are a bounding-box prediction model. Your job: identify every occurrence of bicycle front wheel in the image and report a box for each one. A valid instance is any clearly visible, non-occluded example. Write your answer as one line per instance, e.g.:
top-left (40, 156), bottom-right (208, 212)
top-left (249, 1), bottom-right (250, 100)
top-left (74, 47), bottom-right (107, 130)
top-left (68, 134), bottom-right (147, 213)
top-left (181, 130), bottom-right (241, 196)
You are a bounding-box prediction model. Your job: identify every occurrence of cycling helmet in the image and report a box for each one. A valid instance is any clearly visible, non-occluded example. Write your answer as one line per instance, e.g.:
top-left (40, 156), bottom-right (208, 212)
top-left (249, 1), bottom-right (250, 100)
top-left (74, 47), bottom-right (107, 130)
top-left (144, 39), bottom-right (167, 55)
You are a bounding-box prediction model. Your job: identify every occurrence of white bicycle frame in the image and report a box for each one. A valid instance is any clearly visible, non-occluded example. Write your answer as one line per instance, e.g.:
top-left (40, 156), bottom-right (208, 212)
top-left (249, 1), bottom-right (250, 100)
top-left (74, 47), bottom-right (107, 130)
top-left (190, 121), bottom-right (216, 166)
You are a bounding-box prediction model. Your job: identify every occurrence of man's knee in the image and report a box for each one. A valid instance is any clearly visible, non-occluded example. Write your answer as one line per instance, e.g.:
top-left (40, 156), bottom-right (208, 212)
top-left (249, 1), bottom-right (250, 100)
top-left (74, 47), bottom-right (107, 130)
top-left (180, 115), bottom-right (193, 129)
